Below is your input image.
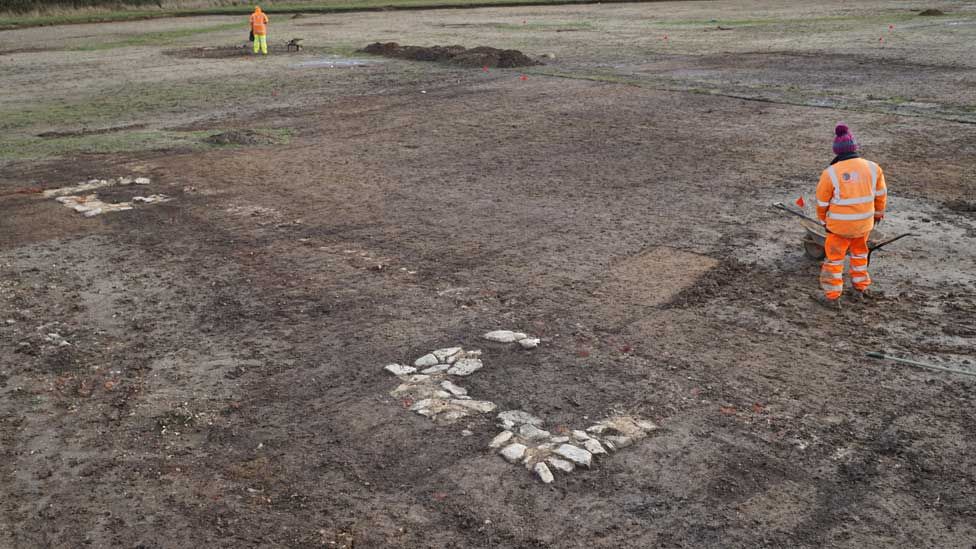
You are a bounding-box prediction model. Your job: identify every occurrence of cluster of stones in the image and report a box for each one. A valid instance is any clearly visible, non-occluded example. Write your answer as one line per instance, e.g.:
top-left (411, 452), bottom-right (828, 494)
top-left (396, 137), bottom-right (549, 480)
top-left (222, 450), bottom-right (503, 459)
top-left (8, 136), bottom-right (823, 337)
top-left (383, 330), bottom-right (542, 425)
top-left (42, 176), bottom-right (166, 217)
top-left (482, 329), bottom-right (540, 349)
top-left (489, 413), bottom-right (658, 484)
top-left (384, 347), bottom-right (497, 424)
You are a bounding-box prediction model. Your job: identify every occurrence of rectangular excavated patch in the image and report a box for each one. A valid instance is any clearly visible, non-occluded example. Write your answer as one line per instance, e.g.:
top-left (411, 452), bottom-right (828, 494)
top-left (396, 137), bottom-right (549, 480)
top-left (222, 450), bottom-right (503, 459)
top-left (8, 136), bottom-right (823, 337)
top-left (601, 247), bottom-right (720, 311)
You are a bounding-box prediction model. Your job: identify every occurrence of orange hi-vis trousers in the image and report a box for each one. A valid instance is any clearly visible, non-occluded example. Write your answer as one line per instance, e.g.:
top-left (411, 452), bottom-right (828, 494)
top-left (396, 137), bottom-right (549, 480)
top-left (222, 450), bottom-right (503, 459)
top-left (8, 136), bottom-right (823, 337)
top-left (820, 233), bottom-right (871, 300)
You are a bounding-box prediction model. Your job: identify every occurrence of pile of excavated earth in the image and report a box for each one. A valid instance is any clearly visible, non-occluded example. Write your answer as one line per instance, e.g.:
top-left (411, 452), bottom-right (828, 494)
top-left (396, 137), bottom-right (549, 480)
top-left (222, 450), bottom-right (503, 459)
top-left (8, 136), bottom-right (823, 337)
top-left (42, 176), bottom-right (170, 217)
top-left (361, 42), bottom-right (541, 68)
top-left (383, 330), bottom-right (658, 484)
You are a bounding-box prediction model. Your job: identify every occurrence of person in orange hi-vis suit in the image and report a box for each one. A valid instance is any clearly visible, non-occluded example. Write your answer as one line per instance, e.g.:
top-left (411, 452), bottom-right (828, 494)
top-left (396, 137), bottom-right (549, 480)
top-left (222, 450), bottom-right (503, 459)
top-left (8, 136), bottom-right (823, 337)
top-left (250, 6), bottom-right (269, 55)
top-left (814, 124), bottom-right (887, 308)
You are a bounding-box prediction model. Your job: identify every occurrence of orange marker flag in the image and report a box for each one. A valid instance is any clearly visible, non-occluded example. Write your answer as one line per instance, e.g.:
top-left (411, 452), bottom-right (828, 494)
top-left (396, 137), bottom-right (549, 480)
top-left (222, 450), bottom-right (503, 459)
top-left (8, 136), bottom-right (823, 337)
top-left (519, 74), bottom-right (528, 81)
top-left (795, 196), bottom-right (806, 208)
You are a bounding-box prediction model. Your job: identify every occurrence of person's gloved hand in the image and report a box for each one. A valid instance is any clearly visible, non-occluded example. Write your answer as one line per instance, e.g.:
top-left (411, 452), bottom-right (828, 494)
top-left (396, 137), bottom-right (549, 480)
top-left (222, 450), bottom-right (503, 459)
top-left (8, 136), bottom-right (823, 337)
top-left (874, 212), bottom-right (885, 223)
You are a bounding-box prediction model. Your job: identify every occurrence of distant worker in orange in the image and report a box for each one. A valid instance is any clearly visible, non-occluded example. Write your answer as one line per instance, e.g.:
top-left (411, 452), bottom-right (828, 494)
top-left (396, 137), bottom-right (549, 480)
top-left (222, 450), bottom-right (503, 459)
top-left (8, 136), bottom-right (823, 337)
top-left (815, 124), bottom-right (887, 307)
top-left (250, 6), bottom-right (270, 55)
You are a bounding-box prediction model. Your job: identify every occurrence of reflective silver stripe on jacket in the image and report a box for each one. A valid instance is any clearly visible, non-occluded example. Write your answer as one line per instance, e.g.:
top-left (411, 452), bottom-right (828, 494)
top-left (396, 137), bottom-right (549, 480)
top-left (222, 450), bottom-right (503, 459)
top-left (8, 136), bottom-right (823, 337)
top-left (826, 166), bottom-right (841, 199)
top-left (833, 195), bottom-right (875, 206)
top-left (827, 210), bottom-right (875, 221)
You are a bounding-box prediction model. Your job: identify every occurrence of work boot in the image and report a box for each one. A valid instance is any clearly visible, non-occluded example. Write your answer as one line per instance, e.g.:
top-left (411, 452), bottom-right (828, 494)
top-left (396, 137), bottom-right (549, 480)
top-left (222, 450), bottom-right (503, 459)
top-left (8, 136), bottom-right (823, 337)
top-left (813, 294), bottom-right (841, 309)
top-left (851, 288), bottom-right (873, 302)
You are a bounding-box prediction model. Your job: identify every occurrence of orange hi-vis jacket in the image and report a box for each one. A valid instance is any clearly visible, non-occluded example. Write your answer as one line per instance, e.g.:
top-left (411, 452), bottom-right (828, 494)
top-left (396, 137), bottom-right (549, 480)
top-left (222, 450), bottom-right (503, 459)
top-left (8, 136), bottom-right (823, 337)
top-left (250, 9), bottom-right (269, 35)
top-left (816, 157), bottom-right (887, 237)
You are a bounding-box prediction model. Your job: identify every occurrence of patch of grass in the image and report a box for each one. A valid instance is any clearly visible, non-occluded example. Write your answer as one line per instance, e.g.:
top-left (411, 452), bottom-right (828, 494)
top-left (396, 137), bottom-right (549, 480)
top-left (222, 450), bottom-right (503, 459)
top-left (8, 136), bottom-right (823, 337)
top-left (0, 0), bottom-right (664, 29)
top-left (0, 76), bottom-right (276, 132)
top-left (489, 20), bottom-right (594, 31)
top-left (646, 12), bottom-right (938, 29)
top-left (0, 127), bottom-right (291, 161)
top-left (71, 21), bottom-right (242, 51)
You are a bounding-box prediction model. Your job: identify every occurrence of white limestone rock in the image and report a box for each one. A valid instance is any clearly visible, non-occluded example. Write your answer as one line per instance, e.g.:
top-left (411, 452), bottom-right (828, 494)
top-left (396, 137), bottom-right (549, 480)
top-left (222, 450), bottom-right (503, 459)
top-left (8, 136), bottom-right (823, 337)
top-left (489, 431), bottom-right (514, 449)
top-left (519, 424), bottom-right (551, 441)
top-left (546, 457), bottom-right (575, 473)
top-left (572, 430), bottom-right (591, 441)
top-left (518, 338), bottom-right (540, 349)
top-left (550, 436), bottom-right (570, 444)
top-left (584, 439), bottom-right (607, 455)
top-left (500, 443), bottom-right (527, 463)
top-left (433, 347), bottom-right (463, 363)
top-left (636, 419), bottom-right (659, 431)
top-left (414, 353), bottom-right (439, 368)
top-left (594, 415), bottom-right (651, 437)
top-left (534, 462), bottom-right (554, 484)
top-left (554, 444), bottom-right (592, 468)
top-left (409, 398), bottom-right (436, 412)
top-left (437, 409), bottom-right (469, 423)
top-left (483, 330), bottom-right (519, 343)
top-left (421, 364), bottom-right (452, 374)
top-left (451, 399), bottom-right (496, 413)
top-left (447, 358), bottom-right (483, 376)
top-left (440, 380), bottom-right (468, 396)
top-left (497, 410), bottom-right (544, 428)
top-left (384, 363), bottom-right (416, 376)
top-left (512, 332), bottom-right (528, 341)
top-left (132, 194), bottom-right (170, 204)
top-left (134, 177), bottom-right (151, 185)
top-left (604, 435), bottom-right (634, 449)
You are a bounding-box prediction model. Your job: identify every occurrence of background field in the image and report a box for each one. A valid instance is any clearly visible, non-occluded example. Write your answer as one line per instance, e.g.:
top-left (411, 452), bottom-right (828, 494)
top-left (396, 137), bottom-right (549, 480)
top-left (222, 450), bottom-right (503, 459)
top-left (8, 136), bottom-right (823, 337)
top-left (1, 1), bottom-right (975, 547)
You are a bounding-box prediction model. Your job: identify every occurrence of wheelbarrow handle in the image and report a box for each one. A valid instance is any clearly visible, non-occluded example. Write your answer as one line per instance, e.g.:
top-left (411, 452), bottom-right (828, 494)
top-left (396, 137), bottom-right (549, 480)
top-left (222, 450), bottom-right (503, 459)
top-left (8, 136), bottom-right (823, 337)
top-left (868, 232), bottom-right (916, 252)
top-left (772, 202), bottom-right (831, 232)
top-left (867, 233), bottom-right (915, 266)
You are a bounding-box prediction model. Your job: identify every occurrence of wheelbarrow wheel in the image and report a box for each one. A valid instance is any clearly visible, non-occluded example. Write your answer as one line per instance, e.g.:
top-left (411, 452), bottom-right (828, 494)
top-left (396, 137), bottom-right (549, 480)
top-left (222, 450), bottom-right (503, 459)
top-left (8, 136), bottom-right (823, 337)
top-left (803, 238), bottom-right (825, 260)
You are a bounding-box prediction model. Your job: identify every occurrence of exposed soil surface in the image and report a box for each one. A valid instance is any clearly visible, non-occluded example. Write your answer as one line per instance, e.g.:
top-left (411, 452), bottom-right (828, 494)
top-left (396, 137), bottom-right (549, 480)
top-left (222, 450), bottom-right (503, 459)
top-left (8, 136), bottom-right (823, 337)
top-left (166, 44), bottom-right (296, 58)
top-left (362, 41), bottom-right (540, 67)
top-left (1, 1), bottom-right (975, 548)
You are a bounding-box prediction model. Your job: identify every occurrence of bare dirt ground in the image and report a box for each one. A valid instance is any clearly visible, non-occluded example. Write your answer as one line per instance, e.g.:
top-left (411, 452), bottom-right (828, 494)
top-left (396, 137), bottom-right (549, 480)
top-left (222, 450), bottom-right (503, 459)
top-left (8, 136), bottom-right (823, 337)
top-left (1, 1), bottom-right (975, 547)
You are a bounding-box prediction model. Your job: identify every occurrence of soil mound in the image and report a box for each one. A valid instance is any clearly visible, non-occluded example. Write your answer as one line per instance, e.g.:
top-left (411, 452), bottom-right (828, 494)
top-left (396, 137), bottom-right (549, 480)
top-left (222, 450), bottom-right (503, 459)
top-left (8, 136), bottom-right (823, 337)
top-left (205, 130), bottom-right (278, 146)
top-left (918, 8), bottom-right (945, 16)
top-left (361, 42), bottom-right (540, 68)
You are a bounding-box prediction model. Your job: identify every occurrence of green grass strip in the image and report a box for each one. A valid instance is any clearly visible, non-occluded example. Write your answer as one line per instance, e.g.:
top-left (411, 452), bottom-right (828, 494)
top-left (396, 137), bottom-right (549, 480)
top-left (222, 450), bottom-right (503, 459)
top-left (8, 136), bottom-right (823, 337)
top-left (0, 0), bottom-right (682, 30)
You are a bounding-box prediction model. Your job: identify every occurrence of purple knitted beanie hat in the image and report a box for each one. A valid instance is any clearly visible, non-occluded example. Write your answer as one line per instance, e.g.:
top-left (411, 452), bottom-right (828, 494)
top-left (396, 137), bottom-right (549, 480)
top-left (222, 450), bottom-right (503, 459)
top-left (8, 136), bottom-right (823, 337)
top-left (833, 124), bottom-right (859, 155)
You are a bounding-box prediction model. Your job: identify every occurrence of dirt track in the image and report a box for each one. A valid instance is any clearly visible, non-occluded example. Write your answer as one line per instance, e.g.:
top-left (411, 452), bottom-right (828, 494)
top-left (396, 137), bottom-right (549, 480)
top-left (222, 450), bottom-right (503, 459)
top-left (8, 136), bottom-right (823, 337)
top-left (1, 1), bottom-right (975, 547)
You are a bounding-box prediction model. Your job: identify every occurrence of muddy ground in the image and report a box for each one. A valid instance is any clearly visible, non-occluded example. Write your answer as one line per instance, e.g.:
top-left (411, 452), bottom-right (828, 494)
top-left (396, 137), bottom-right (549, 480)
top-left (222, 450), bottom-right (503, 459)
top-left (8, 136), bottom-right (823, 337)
top-left (1, 1), bottom-right (975, 547)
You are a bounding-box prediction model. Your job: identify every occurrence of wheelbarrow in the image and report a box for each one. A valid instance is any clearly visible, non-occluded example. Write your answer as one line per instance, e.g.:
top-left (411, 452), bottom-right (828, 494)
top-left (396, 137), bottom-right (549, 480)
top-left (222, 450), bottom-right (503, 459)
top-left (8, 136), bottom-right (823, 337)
top-left (772, 202), bottom-right (914, 263)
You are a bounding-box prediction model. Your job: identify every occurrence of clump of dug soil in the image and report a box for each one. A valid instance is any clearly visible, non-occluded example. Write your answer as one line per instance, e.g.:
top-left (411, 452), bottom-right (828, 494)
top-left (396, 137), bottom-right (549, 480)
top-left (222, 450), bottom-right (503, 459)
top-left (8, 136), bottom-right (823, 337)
top-left (361, 42), bottom-right (541, 68)
top-left (918, 8), bottom-right (945, 16)
top-left (205, 130), bottom-right (279, 146)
